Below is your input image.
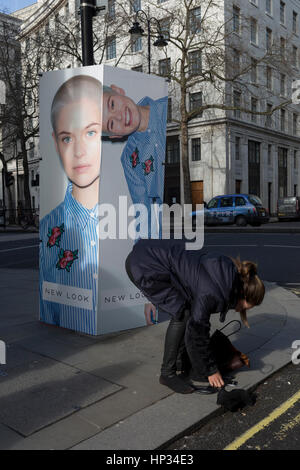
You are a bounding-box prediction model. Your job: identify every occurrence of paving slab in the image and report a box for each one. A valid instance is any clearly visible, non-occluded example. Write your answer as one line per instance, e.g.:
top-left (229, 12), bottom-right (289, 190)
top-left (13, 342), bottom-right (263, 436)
top-left (0, 348), bottom-right (121, 436)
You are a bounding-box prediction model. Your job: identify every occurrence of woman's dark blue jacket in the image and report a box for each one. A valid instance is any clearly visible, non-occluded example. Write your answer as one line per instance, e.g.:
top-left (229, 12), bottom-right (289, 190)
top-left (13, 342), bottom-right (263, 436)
top-left (127, 238), bottom-right (242, 377)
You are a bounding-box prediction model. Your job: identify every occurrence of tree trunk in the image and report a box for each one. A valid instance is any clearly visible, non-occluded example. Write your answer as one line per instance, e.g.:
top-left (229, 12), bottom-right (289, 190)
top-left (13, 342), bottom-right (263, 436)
top-left (20, 137), bottom-right (32, 213)
top-left (180, 89), bottom-right (192, 206)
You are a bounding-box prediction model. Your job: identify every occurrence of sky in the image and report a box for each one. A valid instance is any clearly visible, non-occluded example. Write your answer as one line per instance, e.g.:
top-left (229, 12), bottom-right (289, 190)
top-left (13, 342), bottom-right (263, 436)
top-left (0, 0), bottom-right (37, 14)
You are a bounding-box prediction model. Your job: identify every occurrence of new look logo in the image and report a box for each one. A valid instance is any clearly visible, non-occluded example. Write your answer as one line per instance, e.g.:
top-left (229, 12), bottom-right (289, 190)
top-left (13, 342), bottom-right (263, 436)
top-left (0, 340), bottom-right (6, 365)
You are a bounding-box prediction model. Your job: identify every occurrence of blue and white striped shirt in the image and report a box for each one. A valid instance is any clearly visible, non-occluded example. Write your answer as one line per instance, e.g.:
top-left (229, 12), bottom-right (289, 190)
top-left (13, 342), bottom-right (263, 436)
top-left (120, 96), bottom-right (168, 239)
top-left (39, 183), bottom-right (99, 335)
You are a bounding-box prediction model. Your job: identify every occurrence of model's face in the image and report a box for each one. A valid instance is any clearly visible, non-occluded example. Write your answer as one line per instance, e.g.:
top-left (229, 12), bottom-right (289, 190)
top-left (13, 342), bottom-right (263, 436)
top-left (102, 88), bottom-right (141, 138)
top-left (235, 299), bottom-right (254, 312)
top-left (53, 98), bottom-right (102, 188)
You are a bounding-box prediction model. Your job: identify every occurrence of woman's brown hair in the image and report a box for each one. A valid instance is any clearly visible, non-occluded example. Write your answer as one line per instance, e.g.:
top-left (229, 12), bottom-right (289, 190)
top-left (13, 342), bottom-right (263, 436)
top-left (230, 256), bottom-right (265, 327)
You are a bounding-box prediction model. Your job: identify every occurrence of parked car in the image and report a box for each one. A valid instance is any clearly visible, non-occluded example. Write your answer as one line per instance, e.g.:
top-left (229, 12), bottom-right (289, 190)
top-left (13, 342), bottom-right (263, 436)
top-left (191, 194), bottom-right (269, 227)
top-left (277, 196), bottom-right (300, 221)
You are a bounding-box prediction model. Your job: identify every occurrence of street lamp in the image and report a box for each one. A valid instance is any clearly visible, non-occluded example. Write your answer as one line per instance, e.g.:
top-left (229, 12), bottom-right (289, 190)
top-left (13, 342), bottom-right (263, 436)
top-left (129, 9), bottom-right (168, 74)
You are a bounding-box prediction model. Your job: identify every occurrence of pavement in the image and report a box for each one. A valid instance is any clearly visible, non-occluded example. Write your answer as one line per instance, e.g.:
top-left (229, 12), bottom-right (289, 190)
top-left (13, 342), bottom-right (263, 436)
top-left (0, 249), bottom-right (299, 450)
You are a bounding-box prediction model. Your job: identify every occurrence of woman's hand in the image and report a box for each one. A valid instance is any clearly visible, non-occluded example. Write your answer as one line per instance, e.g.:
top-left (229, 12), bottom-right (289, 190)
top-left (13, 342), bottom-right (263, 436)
top-left (208, 371), bottom-right (224, 388)
top-left (144, 303), bottom-right (157, 325)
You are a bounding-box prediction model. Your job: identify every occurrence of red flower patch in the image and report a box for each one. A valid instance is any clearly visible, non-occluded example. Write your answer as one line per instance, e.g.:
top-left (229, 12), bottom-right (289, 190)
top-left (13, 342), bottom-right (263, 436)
top-left (56, 248), bottom-right (78, 272)
top-left (47, 224), bottom-right (64, 248)
top-left (130, 147), bottom-right (140, 168)
top-left (142, 156), bottom-right (154, 175)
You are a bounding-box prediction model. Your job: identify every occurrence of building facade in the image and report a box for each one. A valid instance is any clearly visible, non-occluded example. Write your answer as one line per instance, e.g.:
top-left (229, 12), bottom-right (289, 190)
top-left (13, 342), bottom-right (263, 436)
top-left (11, 0), bottom-right (300, 215)
top-left (0, 12), bottom-right (22, 221)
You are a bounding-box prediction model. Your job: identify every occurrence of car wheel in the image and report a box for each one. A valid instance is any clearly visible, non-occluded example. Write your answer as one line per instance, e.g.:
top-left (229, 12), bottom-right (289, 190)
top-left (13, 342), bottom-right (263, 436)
top-left (235, 215), bottom-right (247, 227)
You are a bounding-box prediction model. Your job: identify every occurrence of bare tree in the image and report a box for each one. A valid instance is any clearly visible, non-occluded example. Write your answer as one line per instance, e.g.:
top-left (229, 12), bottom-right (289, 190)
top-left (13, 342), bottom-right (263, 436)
top-left (0, 4), bottom-right (130, 216)
top-left (123, 0), bottom-right (295, 204)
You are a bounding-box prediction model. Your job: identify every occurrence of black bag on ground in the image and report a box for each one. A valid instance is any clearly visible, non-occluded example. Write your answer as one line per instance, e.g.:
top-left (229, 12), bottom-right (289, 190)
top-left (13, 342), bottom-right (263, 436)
top-left (210, 321), bottom-right (250, 374)
top-left (217, 388), bottom-right (256, 412)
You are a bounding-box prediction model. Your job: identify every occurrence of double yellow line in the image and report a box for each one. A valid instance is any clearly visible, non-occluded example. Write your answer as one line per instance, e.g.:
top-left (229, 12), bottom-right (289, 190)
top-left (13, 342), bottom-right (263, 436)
top-left (224, 389), bottom-right (300, 450)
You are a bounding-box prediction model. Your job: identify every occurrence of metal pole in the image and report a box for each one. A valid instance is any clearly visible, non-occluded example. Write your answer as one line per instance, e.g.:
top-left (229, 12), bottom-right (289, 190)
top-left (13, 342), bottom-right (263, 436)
top-left (2, 168), bottom-right (6, 229)
top-left (147, 19), bottom-right (151, 74)
top-left (80, 0), bottom-right (95, 66)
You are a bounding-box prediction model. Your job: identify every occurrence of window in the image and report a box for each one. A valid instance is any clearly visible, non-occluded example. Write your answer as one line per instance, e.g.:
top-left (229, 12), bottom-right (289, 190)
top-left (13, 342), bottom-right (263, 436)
top-left (294, 150), bottom-right (298, 169)
top-left (233, 90), bottom-right (241, 118)
top-left (266, 103), bottom-right (272, 127)
top-left (207, 198), bottom-right (218, 209)
top-left (280, 1), bottom-right (285, 25)
top-left (188, 50), bottom-right (202, 76)
top-left (131, 36), bottom-right (142, 52)
top-left (132, 65), bottom-right (143, 73)
top-left (293, 11), bottom-right (298, 34)
top-left (166, 136), bottom-right (180, 164)
top-left (232, 48), bottom-right (240, 74)
top-left (250, 17), bottom-right (257, 44)
top-left (268, 144), bottom-right (272, 165)
top-left (251, 57), bottom-right (257, 83)
top-left (159, 18), bottom-right (170, 40)
top-left (292, 46), bottom-right (298, 67)
top-left (159, 58), bottom-right (170, 77)
top-left (280, 108), bottom-right (286, 132)
top-left (64, 1), bottom-right (69, 17)
top-left (280, 73), bottom-right (286, 96)
top-left (106, 36), bottom-right (116, 59)
top-left (220, 197), bottom-right (233, 208)
top-left (266, 27), bottom-right (272, 51)
top-left (251, 97), bottom-right (258, 123)
top-left (280, 37), bottom-right (286, 59)
top-left (131, 0), bottom-right (141, 12)
top-left (235, 196), bottom-right (246, 206)
top-left (293, 114), bottom-right (298, 135)
top-left (233, 5), bottom-right (240, 33)
top-left (190, 92), bottom-right (203, 117)
top-left (108, 0), bottom-right (115, 19)
top-left (167, 97), bottom-right (172, 123)
top-left (189, 7), bottom-right (201, 34)
top-left (266, 0), bottom-right (272, 15)
top-left (294, 184), bottom-right (298, 196)
top-left (191, 138), bottom-right (201, 161)
top-left (235, 136), bottom-right (241, 160)
top-left (266, 66), bottom-right (272, 90)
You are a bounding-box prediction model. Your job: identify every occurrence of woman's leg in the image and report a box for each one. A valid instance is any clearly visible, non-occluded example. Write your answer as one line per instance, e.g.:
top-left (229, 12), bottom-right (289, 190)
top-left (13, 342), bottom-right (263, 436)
top-left (160, 309), bottom-right (194, 393)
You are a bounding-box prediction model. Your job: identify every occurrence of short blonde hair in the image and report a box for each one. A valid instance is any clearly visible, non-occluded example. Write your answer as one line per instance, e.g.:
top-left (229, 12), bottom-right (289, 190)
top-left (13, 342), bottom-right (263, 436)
top-left (51, 75), bottom-right (103, 134)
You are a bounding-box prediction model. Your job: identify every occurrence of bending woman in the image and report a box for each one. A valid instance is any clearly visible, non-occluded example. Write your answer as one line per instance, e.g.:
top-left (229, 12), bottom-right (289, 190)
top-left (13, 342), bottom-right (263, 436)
top-left (125, 239), bottom-right (265, 394)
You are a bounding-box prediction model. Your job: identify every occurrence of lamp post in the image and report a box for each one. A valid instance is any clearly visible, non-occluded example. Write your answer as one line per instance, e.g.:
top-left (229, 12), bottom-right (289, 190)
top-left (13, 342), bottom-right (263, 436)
top-left (129, 9), bottom-right (168, 74)
top-left (79, 0), bottom-right (107, 66)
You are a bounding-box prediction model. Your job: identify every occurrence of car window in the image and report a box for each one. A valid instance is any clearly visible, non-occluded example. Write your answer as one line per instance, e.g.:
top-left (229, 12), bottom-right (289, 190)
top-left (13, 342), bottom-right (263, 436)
top-left (207, 198), bottom-right (218, 209)
top-left (248, 195), bottom-right (263, 206)
top-left (220, 197), bottom-right (233, 208)
top-left (235, 197), bottom-right (246, 206)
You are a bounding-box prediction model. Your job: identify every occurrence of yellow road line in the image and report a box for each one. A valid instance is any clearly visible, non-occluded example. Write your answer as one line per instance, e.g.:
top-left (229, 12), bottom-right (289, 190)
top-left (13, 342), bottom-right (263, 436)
top-left (224, 389), bottom-right (300, 450)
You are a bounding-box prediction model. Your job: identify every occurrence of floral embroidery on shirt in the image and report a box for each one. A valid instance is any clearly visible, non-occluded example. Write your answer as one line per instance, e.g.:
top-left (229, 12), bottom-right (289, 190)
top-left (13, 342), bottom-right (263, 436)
top-left (142, 156), bottom-right (154, 175)
top-left (47, 224), bottom-right (64, 248)
top-left (56, 249), bottom-right (78, 272)
top-left (130, 148), bottom-right (140, 168)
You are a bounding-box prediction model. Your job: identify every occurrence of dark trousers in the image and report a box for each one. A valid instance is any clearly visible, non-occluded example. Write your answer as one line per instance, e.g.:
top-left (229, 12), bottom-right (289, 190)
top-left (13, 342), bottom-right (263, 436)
top-left (125, 252), bottom-right (191, 376)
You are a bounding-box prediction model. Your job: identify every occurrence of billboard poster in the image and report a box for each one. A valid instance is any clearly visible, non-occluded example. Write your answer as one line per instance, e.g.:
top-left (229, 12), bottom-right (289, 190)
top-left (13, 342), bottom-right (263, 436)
top-left (39, 65), bottom-right (168, 335)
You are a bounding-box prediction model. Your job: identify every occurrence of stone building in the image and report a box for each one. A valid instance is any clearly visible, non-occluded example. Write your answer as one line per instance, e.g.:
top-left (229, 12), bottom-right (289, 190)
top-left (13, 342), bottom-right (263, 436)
top-left (11, 0), bottom-right (300, 215)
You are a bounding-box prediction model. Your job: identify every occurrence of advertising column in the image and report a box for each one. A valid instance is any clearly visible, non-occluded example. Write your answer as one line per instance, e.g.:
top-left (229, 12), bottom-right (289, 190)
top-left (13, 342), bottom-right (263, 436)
top-left (39, 65), bottom-right (168, 335)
